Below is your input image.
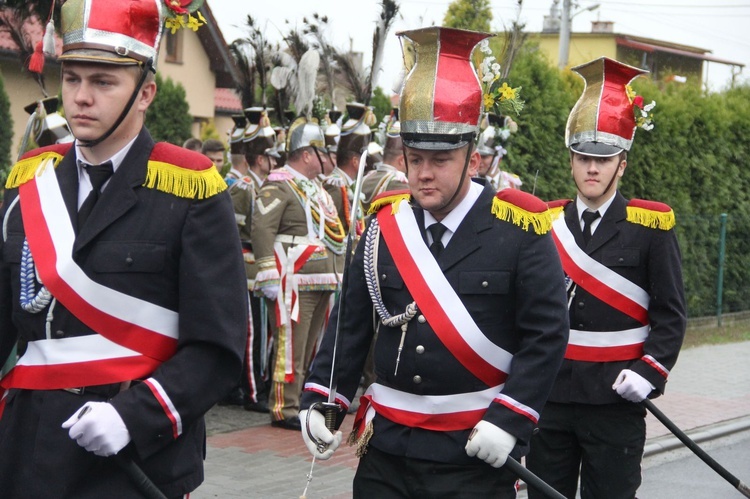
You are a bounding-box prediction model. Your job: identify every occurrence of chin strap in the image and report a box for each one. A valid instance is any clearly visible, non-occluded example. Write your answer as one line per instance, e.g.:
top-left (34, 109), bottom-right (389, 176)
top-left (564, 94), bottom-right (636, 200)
top-left (78, 59), bottom-right (154, 149)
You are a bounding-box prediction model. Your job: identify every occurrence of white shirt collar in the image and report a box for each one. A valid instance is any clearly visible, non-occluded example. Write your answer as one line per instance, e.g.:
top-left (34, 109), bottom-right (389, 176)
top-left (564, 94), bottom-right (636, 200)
top-left (76, 135), bottom-right (138, 206)
top-left (575, 191), bottom-right (616, 223)
top-left (424, 181), bottom-right (483, 244)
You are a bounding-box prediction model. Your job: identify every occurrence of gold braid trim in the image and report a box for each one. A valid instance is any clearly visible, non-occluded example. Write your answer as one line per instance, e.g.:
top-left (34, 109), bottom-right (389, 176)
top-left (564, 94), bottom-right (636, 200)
top-left (491, 197), bottom-right (552, 235)
top-left (144, 160), bottom-right (227, 199)
top-left (367, 192), bottom-right (411, 215)
top-left (626, 206), bottom-right (675, 231)
top-left (5, 152), bottom-right (65, 189)
top-left (348, 421), bottom-right (374, 458)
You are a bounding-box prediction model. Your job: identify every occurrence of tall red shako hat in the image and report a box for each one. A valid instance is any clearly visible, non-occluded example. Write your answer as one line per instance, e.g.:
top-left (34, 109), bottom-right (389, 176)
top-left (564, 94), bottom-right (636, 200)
top-left (566, 57), bottom-right (648, 157)
top-left (58, 0), bottom-right (168, 67)
top-left (398, 27), bottom-right (491, 150)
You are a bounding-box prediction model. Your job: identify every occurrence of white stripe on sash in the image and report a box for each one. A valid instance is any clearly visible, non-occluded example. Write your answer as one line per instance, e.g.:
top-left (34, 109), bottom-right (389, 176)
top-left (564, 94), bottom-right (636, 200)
top-left (391, 200), bottom-right (513, 373)
top-left (552, 216), bottom-right (649, 315)
top-left (33, 159), bottom-right (178, 340)
top-left (568, 326), bottom-right (649, 347)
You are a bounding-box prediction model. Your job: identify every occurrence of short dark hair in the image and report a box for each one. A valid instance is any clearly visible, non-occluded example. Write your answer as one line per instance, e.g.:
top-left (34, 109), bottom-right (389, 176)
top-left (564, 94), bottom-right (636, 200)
top-left (183, 137), bottom-right (202, 151)
top-left (201, 139), bottom-right (225, 154)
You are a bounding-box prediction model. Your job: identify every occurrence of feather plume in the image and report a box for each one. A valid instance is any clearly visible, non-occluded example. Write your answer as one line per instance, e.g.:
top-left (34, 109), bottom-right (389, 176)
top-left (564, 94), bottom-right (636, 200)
top-left (295, 49), bottom-right (320, 118)
top-left (365, 0), bottom-right (399, 104)
top-left (230, 40), bottom-right (255, 108)
top-left (332, 51), bottom-right (367, 103)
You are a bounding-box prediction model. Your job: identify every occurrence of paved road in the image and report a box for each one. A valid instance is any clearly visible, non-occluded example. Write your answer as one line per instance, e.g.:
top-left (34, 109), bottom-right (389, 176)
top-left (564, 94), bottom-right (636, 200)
top-left (194, 341), bottom-right (750, 498)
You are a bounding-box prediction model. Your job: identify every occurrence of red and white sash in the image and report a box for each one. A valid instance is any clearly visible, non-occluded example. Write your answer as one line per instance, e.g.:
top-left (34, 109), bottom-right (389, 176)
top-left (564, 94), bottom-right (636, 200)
top-left (377, 200), bottom-right (512, 387)
top-left (551, 215), bottom-right (649, 324)
top-left (272, 241), bottom-right (318, 383)
top-left (2, 157), bottom-right (178, 393)
top-left (551, 215), bottom-right (651, 361)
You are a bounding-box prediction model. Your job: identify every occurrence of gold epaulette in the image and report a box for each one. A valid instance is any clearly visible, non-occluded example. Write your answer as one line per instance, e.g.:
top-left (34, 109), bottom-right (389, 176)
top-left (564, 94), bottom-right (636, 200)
top-left (492, 189), bottom-right (553, 235)
top-left (367, 189), bottom-right (411, 215)
top-left (547, 199), bottom-right (572, 221)
top-left (626, 199), bottom-right (675, 230)
top-left (4, 143), bottom-right (72, 189)
top-left (143, 142), bottom-right (226, 199)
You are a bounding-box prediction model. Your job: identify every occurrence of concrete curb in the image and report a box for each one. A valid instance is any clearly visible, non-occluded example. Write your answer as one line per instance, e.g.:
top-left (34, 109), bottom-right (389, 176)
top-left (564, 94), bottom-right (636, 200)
top-left (644, 415), bottom-right (750, 457)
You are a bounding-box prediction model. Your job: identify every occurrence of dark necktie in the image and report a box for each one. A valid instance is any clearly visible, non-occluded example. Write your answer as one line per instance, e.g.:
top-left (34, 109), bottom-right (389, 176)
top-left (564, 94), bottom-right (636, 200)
top-left (582, 210), bottom-right (600, 245)
top-left (428, 223), bottom-right (448, 258)
top-left (78, 161), bottom-right (114, 227)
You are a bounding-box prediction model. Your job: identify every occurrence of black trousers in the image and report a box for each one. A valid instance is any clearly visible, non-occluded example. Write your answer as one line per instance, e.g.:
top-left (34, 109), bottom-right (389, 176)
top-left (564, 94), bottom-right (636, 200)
top-left (526, 401), bottom-right (647, 499)
top-left (353, 446), bottom-right (518, 498)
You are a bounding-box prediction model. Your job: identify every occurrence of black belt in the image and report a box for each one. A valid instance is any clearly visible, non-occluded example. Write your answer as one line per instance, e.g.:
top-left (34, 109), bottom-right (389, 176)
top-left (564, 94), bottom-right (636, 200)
top-left (62, 383), bottom-right (124, 398)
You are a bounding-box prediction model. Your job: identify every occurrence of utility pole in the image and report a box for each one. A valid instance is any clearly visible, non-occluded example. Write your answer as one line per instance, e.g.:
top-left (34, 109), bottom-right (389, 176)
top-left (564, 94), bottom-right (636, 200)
top-left (558, 0), bottom-right (571, 69)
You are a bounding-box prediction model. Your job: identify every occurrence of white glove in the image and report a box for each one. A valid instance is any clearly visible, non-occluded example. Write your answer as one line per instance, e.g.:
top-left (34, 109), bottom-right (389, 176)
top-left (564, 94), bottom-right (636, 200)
top-left (465, 420), bottom-right (516, 468)
top-left (260, 284), bottom-right (279, 301)
top-left (612, 369), bottom-right (654, 402)
top-left (299, 409), bottom-right (342, 460)
top-left (62, 402), bottom-right (131, 456)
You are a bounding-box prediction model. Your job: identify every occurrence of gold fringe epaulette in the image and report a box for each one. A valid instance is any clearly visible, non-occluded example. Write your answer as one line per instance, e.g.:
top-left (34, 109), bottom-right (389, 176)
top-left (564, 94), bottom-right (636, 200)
top-left (367, 189), bottom-right (411, 215)
top-left (626, 199), bottom-right (675, 230)
top-left (546, 199), bottom-right (572, 222)
top-left (492, 189), bottom-right (553, 235)
top-left (4, 150), bottom-right (65, 189)
top-left (144, 159), bottom-right (227, 199)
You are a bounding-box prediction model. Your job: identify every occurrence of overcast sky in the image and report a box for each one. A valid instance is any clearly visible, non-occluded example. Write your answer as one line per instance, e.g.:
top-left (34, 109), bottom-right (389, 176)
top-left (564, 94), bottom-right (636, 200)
top-left (210, 0), bottom-right (749, 93)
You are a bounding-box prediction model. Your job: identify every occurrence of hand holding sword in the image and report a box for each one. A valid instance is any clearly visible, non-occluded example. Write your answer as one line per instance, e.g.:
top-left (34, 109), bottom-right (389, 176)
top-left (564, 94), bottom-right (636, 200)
top-left (302, 149), bottom-right (369, 455)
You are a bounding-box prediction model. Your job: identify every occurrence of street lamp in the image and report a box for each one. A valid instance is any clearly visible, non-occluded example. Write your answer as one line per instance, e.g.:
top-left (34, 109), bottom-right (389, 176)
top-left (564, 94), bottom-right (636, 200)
top-left (558, 1), bottom-right (600, 69)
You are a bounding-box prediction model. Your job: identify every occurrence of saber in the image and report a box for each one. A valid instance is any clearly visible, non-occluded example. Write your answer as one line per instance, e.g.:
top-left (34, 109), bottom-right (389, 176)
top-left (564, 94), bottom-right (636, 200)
top-left (504, 458), bottom-right (566, 499)
top-left (309, 149), bottom-right (369, 451)
top-left (644, 399), bottom-right (750, 498)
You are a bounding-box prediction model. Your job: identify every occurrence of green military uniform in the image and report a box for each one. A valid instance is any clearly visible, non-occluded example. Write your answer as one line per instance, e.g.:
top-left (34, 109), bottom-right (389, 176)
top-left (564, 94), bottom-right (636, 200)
top-left (252, 165), bottom-right (345, 423)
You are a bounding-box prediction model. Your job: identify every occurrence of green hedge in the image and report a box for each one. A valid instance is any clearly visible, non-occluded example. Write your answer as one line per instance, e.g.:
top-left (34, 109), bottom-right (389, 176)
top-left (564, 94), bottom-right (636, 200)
top-left (503, 44), bottom-right (750, 318)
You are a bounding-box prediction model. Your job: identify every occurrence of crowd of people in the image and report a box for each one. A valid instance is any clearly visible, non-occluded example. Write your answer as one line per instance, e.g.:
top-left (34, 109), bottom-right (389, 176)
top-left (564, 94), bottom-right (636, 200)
top-left (0, 1), bottom-right (686, 497)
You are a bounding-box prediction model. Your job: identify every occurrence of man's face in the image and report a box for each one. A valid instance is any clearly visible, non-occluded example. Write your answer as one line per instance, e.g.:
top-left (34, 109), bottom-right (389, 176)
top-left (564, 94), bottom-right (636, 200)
top-left (478, 154), bottom-right (494, 176)
top-left (205, 150), bottom-right (225, 169)
top-left (62, 62), bottom-right (148, 146)
top-left (406, 145), bottom-right (479, 221)
top-left (570, 151), bottom-right (626, 207)
top-left (258, 154), bottom-right (275, 175)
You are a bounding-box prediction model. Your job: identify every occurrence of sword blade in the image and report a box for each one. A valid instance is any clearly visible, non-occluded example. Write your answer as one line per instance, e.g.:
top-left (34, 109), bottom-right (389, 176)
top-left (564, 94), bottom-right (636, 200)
top-left (326, 149), bottom-right (368, 406)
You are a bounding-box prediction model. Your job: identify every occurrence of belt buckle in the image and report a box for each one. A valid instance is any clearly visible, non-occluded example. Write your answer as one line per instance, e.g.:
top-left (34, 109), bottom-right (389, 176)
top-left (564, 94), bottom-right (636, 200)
top-left (63, 387), bottom-right (84, 395)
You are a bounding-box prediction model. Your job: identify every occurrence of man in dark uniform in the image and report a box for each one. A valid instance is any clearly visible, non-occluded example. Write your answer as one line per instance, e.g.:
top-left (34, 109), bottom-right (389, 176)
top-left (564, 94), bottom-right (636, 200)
top-left (299, 26), bottom-right (569, 498)
top-left (0, 1), bottom-right (247, 497)
top-left (526, 57), bottom-right (687, 499)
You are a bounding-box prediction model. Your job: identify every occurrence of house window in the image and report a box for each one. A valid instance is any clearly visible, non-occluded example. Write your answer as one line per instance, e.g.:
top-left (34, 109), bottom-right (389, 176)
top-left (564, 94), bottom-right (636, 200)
top-left (164, 30), bottom-right (183, 63)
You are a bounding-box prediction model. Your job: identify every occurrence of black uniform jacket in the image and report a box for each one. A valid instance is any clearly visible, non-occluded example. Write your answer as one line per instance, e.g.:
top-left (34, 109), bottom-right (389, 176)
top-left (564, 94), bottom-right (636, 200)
top-left (549, 192), bottom-right (686, 405)
top-left (301, 182), bottom-right (569, 464)
top-left (0, 129), bottom-right (248, 497)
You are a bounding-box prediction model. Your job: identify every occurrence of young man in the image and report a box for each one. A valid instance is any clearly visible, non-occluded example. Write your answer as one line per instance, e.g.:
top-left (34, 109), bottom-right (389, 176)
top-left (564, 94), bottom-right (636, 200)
top-left (526, 57), bottom-right (687, 499)
top-left (0, 1), bottom-right (247, 496)
top-left (202, 138), bottom-right (227, 171)
top-left (299, 26), bottom-right (569, 497)
top-left (252, 117), bottom-right (345, 431)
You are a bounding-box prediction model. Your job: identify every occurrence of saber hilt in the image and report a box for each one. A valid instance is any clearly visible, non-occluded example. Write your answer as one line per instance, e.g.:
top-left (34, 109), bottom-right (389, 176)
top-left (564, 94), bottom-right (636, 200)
top-left (307, 401), bottom-right (343, 453)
